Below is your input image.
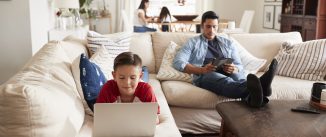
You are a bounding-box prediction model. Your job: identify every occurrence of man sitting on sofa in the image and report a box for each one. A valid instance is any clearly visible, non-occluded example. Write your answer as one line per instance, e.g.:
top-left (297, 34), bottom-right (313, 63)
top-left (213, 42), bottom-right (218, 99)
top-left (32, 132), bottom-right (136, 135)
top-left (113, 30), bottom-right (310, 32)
top-left (173, 11), bottom-right (278, 107)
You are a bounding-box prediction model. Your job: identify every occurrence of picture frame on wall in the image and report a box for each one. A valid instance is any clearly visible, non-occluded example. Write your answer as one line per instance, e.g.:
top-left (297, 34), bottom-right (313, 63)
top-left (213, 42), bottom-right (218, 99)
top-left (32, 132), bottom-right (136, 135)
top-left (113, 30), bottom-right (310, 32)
top-left (263, 5), bottom-right (275, 29)
top-left (274, 5), bottom-right (282, 30)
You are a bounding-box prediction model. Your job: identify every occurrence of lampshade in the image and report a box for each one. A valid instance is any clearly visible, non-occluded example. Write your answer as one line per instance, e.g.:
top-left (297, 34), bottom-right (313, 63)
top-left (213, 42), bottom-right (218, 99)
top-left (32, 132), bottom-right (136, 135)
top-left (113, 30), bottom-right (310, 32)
top-left (54, 0), bottom-right (80, 9)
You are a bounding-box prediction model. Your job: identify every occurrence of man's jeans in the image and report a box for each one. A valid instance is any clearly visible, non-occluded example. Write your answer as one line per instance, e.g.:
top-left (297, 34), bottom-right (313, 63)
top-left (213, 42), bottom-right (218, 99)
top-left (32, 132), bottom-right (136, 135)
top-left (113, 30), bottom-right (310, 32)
top-left (195, 72), bottom-right (248, 99)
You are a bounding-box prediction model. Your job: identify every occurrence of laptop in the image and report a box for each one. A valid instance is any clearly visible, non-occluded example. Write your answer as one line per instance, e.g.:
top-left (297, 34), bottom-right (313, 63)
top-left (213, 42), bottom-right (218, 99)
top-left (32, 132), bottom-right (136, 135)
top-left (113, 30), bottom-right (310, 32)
top-left (93, 103), bottom-right (158, 137)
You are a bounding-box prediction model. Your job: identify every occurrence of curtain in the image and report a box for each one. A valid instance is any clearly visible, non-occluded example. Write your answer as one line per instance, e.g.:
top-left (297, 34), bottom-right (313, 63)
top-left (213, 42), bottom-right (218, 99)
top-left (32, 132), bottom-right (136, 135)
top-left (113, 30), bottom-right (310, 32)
top-left (115, 0), bottom-right (139, 32)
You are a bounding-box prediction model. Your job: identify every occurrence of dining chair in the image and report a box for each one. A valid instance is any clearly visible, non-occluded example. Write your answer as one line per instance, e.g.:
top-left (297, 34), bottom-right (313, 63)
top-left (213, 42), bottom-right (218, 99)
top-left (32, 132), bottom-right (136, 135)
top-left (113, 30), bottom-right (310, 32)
top-left (222, 10), bottom-right (255, 34)
top-left (239, 10), bottom-right (255, 33)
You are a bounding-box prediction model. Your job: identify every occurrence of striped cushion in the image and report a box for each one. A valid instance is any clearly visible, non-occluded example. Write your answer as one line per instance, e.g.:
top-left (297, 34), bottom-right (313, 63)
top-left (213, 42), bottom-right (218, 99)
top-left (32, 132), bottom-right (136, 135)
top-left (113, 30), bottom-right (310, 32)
top-left (157, 41), bottom-right (192, 83)
top-left (87, 31), bottom-right (133, 57)
top-left (90, 45), bottom-right (114, 80)
top-left (275, 39), bottom-right (326, 81)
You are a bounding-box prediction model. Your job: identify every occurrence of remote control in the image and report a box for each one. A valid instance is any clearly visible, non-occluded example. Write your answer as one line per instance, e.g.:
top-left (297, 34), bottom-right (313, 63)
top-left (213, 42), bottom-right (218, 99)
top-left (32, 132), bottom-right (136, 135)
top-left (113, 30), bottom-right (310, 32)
top-left (291, 106), bottom-right (320, 114)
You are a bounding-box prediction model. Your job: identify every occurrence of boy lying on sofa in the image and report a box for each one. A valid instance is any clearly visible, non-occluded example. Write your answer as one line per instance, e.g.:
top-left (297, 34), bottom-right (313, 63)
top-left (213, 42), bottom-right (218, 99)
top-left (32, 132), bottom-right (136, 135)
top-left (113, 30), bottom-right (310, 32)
top-left (96, 52), bottom-right (160, 124)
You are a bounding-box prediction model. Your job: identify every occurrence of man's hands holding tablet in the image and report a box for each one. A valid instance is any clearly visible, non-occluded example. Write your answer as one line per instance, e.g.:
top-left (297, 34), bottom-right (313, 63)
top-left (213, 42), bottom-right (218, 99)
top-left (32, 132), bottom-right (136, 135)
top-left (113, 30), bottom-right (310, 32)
top-left (213, 58), bottom-right (238, 74)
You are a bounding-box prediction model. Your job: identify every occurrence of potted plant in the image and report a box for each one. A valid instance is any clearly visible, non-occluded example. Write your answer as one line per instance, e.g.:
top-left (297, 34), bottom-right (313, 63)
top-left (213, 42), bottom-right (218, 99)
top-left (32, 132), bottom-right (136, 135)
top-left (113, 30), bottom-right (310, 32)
top-left (79, 0), bottom-right (93, 18)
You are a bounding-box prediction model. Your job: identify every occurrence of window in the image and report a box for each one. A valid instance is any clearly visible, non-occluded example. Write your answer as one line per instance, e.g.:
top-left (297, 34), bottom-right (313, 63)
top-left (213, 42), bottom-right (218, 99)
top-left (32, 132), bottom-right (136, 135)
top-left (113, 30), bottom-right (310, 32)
top-left (147, 0), bottom-right (196, 17)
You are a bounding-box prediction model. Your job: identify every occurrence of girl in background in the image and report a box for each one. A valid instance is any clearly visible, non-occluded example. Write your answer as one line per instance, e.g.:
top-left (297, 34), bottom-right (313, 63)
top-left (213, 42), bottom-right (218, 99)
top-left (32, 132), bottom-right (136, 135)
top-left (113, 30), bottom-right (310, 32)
top-left (158, 6), bottom-right (172, 32)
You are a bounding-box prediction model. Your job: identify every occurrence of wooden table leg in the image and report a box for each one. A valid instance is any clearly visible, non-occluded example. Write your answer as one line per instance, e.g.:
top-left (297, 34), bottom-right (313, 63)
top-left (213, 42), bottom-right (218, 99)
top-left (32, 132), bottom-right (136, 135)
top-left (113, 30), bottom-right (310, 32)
top-left (220, 119), bottom-right (226, 137)
top-left (220, 119), bottom-right (237, 137)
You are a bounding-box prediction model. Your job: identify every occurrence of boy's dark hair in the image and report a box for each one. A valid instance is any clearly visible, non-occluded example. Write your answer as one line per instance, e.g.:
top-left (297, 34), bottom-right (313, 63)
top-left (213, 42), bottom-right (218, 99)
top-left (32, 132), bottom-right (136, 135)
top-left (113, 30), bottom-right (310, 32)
top-left (114, 52), bottom-right (142, 71)
top-left (201, 11), bottom-right (219, 25)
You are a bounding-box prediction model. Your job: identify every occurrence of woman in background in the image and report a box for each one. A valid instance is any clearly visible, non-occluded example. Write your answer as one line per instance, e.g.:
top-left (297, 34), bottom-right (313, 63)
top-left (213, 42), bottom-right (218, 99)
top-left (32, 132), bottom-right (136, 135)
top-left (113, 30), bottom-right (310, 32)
top-left (158, 6), bottom-right (172, 32)
top-left (133, 0), bottom-right (157, 32)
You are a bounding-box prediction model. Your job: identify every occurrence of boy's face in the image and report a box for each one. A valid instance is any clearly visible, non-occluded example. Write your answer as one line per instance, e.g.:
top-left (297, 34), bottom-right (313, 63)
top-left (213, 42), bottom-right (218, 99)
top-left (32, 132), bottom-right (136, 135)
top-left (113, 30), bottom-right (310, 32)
top-left (112, 65), bottom-right (143, 96)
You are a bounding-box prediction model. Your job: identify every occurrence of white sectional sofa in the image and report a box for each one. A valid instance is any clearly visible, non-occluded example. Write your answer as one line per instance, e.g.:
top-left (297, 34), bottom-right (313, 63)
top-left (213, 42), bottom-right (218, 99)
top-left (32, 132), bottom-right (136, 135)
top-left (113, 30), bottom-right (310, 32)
top-left (1, 32), bottom-right (323, 136)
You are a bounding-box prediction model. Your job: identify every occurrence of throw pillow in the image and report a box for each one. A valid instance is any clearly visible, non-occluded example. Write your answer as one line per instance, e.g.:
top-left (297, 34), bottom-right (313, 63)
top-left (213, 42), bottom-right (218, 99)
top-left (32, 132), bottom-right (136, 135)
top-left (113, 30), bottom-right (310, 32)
top-left (90, 45), bottom-right (115, 80)
top-left (157, 41), bottom-right (192, 83)
top-left (230, 37), bottom-right (267, 74)
top-left (72, 53), bottom-right (107, 115)
top-left (275, 39), bottom-right (326, 81)
top-left (87, 31), bottom-right (133, 56)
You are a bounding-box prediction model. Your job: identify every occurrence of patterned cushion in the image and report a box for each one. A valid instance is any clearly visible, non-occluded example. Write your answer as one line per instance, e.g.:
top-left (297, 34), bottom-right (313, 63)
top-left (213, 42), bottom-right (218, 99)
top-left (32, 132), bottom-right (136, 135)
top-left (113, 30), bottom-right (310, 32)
top-left (157, 41), bottom-right (192, 83)
top-left (72, 53), bottom-right (107, 115)
top-left (230, 37), bottom-right (267, 74)
top-left (79, 54), bottom-right (107, 111)
top-left (90, 45), bottom-right (114, 80)
top-left (87, 31), bottom-right (133, 56)
top-left (275, 39), bottom-right (326, 81)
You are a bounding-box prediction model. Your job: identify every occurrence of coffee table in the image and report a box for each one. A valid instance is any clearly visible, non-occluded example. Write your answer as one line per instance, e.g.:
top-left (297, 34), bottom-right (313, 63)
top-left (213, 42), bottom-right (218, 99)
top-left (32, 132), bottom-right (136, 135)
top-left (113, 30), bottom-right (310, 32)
top-left (216, 100), bottom-right (326, 137)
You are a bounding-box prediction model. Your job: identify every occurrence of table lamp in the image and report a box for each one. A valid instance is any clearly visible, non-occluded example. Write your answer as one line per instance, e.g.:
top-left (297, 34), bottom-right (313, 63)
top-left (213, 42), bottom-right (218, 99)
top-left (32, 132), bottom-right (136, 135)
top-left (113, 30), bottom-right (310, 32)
top-left (54, 0), bottom-right (80, 30)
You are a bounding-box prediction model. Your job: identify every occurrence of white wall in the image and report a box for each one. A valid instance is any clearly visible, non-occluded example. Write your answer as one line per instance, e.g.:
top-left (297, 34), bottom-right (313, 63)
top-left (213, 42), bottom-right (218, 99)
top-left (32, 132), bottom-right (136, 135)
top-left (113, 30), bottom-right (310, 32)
top-left (29, 0), bottom-right (52, 54)
top-left (0, 0), bottom-right (32, 84)
top-left (0, 0), bottom-right (51, 84)
top-left (213, 0), bottom-right (280, 33)
top-left (251, 0), bottom-right (280, 33)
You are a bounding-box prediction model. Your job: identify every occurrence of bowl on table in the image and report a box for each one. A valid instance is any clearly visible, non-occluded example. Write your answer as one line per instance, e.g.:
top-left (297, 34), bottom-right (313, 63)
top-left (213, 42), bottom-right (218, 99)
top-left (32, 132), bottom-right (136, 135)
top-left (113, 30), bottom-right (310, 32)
top-left (173, 15), bottom-right (198, 21)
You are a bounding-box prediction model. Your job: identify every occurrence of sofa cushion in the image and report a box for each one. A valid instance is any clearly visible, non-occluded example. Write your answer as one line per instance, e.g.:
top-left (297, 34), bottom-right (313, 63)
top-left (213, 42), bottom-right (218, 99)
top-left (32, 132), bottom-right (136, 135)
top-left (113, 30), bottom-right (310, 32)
top-left (256, 73), bottom-right (316, 100)
top-left (86, 31), bottom-right (132, 56)
top-left (72, 53), bottom-right (107, 116)
top-left (79, 54), bottom-right (107, 111)
top-left (89, 45), bottom-right (114, 80)
top-left (161, 81), bottom-right (235, 109)
top-left (129, 33), bottom-right (156, 73)
top-left (0, 41), bottom-right (84, 137)
top-left (152, 32), bottom-right (199, 73)
top-left (157, 41), bottom-right (192, 83)
top-left (148, 74), bottom-right (182, 137)
top-left (62, 35), bottom-right (89, 63)
top-left (230, 32), bottom-right (303, 71)
top-left (170, 107), bottom-right (221, 134)
top-left (162, 74), bottom-right (319, 109)
top-left (230, 37), bottom-right (267, 74)
top-left (275, 40), bottom-right (326, 81)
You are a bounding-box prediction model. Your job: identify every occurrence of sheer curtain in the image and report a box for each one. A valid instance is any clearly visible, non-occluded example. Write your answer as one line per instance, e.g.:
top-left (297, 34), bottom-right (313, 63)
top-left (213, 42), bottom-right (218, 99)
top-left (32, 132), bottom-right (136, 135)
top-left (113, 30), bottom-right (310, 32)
top-left (115, 0), bottom-right (139, 32)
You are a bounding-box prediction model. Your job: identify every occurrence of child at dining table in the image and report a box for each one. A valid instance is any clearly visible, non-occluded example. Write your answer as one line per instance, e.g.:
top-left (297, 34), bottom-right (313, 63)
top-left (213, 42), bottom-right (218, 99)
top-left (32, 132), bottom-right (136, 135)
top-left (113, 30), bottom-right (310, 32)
top-left (158, 6), bottom-right (173, 32)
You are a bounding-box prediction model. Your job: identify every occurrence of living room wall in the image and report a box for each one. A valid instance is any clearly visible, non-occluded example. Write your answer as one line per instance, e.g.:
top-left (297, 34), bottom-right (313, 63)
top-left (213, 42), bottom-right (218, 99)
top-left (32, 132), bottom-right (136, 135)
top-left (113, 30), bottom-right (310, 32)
top-left (214, 0), bottom-right (280, 33)
top-left (0, 0), bottom-right (51, 84)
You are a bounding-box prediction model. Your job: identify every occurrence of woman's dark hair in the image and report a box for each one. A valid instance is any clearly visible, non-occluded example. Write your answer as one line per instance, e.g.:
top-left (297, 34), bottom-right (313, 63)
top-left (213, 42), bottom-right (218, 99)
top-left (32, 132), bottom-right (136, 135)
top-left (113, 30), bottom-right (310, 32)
top-left (114, 52), bottom-right (142, 71)
top-left (159, 6), bottom-right (171, 22)
top-left (138, 0), bottom-right (149, 17)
